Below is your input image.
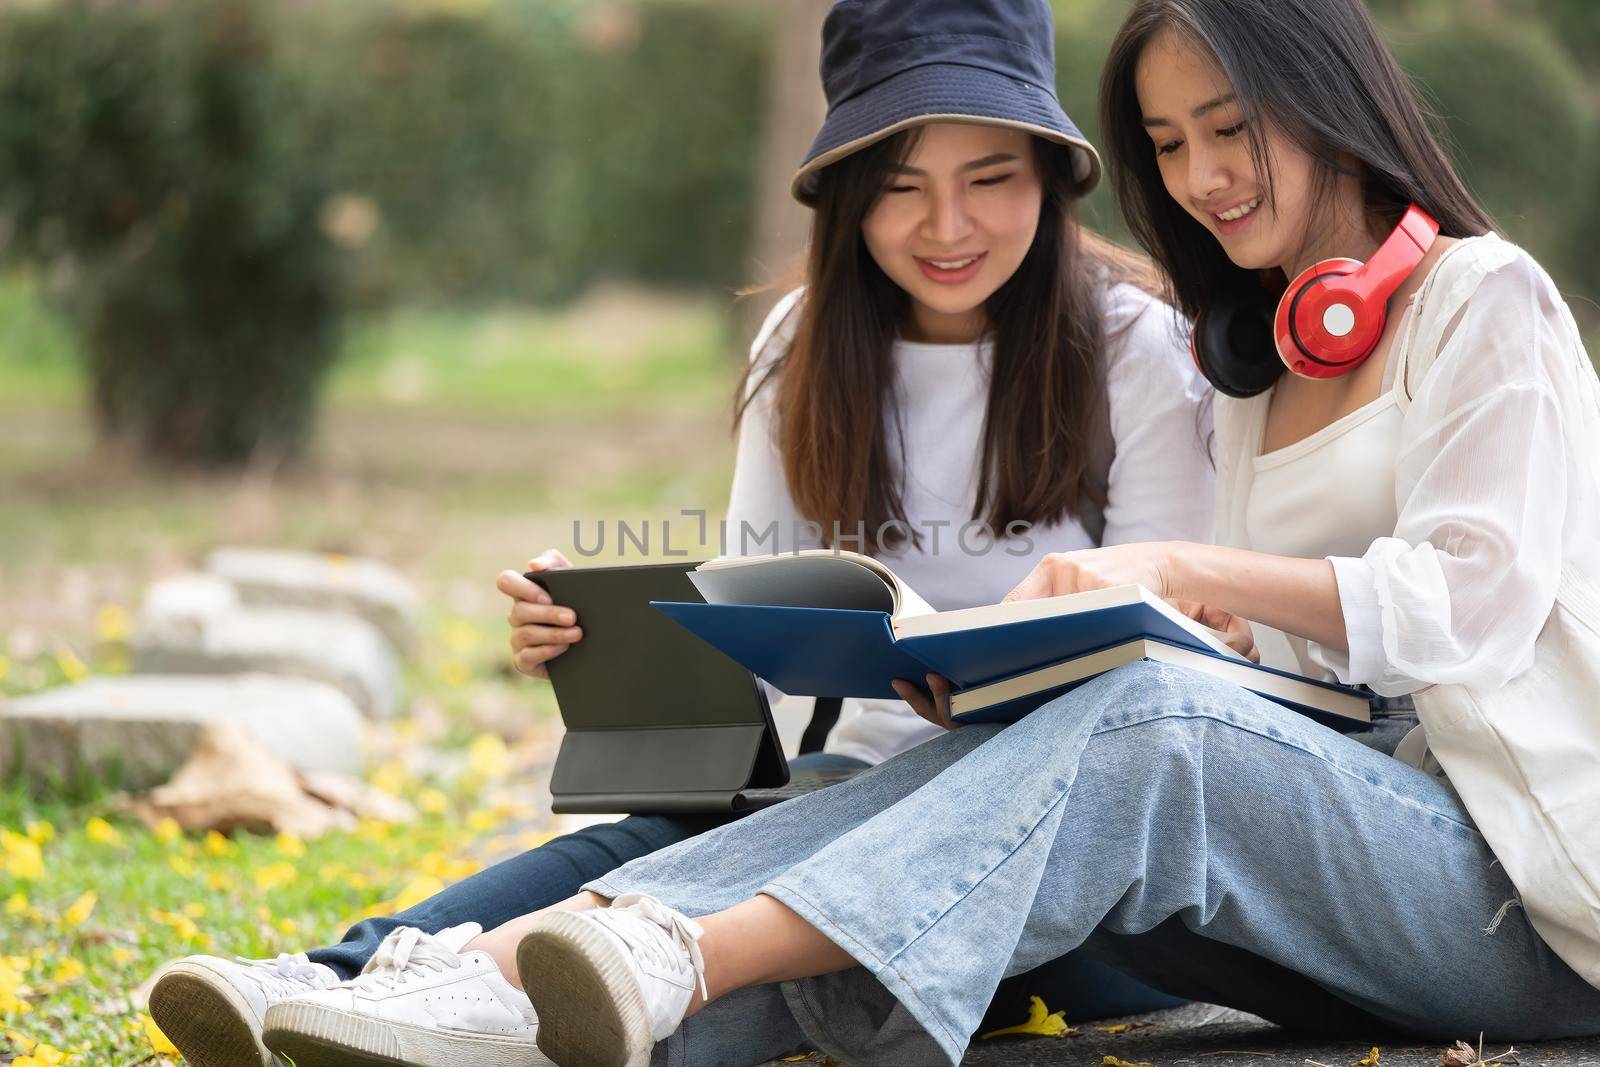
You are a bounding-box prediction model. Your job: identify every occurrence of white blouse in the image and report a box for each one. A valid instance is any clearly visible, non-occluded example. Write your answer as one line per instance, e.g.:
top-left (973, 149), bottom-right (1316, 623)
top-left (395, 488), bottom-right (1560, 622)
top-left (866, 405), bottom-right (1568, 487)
top-left (727, 282), bottom-right (1215, 765)
top-left (1214, 233), bottom-right (1600, 991)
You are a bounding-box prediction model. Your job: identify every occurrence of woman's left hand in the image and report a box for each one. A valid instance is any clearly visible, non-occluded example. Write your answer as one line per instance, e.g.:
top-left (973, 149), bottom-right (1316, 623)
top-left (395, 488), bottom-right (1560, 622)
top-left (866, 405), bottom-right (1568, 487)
top-left (892, 674), bottom-right (957, 730)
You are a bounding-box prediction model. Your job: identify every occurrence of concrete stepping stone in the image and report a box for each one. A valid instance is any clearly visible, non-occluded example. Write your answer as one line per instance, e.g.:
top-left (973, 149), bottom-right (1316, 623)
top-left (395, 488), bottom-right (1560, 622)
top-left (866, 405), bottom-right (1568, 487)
top-left (0, 674), bottom-right (363, 791)
top-left (206, 547), bottom-right (420, 653)
top-left (132, 574), bottom-right (400, 719)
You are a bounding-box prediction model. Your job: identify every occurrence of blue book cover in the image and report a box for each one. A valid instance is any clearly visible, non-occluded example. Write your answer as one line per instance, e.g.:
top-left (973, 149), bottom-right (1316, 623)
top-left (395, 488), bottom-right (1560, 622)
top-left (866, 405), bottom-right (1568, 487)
top-left (648, 596), bottom-right (1242, 699)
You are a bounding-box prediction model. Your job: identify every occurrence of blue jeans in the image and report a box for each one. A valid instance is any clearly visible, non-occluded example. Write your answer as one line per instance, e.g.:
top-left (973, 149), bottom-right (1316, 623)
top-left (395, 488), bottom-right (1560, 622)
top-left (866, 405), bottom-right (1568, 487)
top-left (585, 662), bottom-right (1600, 1067)
top-left (306, 750), bottom-right (1182, 1026)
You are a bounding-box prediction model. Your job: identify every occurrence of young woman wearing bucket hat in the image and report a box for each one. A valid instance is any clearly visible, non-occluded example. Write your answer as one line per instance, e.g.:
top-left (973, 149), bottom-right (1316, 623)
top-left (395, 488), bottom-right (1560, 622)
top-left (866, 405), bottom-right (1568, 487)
top-left (471, 1), bottom-right (1600, 1065)
top-left (146, 2), bottom-right (1227, 1065)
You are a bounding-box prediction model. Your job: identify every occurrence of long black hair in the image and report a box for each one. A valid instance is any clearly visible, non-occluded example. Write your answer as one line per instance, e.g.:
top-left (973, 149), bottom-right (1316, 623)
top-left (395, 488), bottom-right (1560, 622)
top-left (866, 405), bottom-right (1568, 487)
top-left (737, 128), bottom-right (1155, 554)
top-left (1100, 0), bottom-right (1495, 321)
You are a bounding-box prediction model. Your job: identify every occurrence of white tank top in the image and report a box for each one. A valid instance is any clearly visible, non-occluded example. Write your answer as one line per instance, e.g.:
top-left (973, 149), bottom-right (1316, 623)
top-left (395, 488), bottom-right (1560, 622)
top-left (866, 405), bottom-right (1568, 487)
top-left (1241, 376), bottom-right (1404, 680)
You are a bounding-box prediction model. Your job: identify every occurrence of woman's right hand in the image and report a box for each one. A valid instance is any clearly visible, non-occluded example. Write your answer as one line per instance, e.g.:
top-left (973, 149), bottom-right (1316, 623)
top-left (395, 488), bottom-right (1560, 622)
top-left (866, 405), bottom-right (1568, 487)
top-left (496, 549), bottom-right (581, 680)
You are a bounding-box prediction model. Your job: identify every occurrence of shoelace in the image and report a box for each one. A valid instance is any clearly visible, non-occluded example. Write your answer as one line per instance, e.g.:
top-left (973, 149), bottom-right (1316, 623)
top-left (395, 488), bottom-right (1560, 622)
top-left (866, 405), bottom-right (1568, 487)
top-left (239, 953), bottom-right (333, 1000)
top-left (596, 894), bottom-right (708, 1002)
top-left (349, 927), bottom-right (463, 991)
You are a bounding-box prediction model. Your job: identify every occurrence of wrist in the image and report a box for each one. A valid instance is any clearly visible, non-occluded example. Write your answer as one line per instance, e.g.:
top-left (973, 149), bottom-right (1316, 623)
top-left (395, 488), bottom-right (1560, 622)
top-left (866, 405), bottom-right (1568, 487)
top-left (1161, 541), bottom-right (1204, 603)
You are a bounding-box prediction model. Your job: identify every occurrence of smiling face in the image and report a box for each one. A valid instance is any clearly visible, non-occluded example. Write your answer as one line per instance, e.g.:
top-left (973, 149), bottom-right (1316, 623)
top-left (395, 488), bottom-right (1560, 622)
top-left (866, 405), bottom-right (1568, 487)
top-left (1134, 27), bottom-right (1362, 276)
top-left (859, 122), bottom-right (1044, 344)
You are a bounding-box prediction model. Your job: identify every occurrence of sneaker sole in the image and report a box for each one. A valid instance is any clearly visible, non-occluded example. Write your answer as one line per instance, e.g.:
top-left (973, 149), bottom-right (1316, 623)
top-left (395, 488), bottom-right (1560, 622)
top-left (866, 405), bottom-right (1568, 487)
top-left (516, 911), bottom-right (654, 1067)
top-left (147, 963), bottom-right (271, 1067)
top-left (263, 1002), bottom-right (544, 1067)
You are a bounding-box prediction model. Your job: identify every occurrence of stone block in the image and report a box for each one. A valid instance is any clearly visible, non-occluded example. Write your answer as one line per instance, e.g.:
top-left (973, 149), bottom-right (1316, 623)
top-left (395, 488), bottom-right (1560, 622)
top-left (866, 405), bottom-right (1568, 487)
top-left (133, 582), bottom-right (400, 719)
top-left (206, 547), bottom-right (420, 653)
top-left (0, 674), bottom-right (364, 791)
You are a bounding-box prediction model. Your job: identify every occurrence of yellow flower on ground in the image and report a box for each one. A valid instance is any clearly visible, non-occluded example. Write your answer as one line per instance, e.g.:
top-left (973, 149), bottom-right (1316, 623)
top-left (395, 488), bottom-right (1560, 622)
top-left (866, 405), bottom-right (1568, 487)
top-left (276, 917), bottom-right (300, 936)
top-left (466, 733), bottom-right (510, 779)
top-left (356, 819), bottom-right (392, 843)
top-left (0, 956), bottom-right (32, 1016)
top-left (979, 996), bottom-right (1076, 1040)
top-left (370, 762), bottom-right (409, 797)
top-left (13, 1041), bottom-right (67, 1066)
top-left (5, 893), bottom-right (29, 917)
top-left (54, 647), bottom-right (88, 683)
top-left (182, 902), bottom-right (206, 919)
top-left (169, 854), bottom-right (197, 878)
top-left (390, 876), bottom-right (446, 913)
top-left (254, 862), bottom-right (298, 892)
top-left (275, 832), bottom-right (306, 858)
top-left (152, 818), bottom-right (183, 846)
top-left (1357, 1048), bottom-right (1381, 1067)
top-left (1103, 1058), bottom-right (1153, 1067)
top-left (23, 822), bottom-right (53, 846)
top-left (110, 947), bottom-right (132, 964)
top-left (418, 855), bottom-right (480, 882)
top-left (204, 870), bottom-right (234, 892)
top-left (6, 1028), bottom-right (36, 1051)
top-left (84, 818), bottom-right (122, 849)
top-left (465, 809), bottom-right (500, 833)
top-left (1, 831), bottom-right (45, 881)
top-left (204, 830), bottom-right (235, 857)
top-left (50, 959), bottom-right (84, 985)
top-left (440, 659), bottom-right (471, 688)
top-left (417, 788), bottom-right (449, 816)
top-left (95, 603), bottom-right (130, 643)
top-left (151, 909), bottom-right (207, 945)
top-left (141, 1013), bottom-right (178, 1055)
top-left (440, 617), bottom-right (477, 652)
top-left (63, 891), bottom-right (96, 928)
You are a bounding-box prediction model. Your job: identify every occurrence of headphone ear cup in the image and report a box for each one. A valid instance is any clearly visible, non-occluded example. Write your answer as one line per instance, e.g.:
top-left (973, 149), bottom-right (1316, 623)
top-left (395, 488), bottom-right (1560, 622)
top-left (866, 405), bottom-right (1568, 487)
top-left (1193, 287), bottom-right (1284, 399)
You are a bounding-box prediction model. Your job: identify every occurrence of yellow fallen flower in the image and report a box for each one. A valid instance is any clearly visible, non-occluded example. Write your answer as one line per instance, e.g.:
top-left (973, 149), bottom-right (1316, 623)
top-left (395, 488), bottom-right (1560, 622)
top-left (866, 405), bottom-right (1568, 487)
top-left (63, 891), bottom-right (96, 929)
top-left (142, 1013), bottom-right (179, 1055)
top-left (978, 996), bottom-right (1077, 1040)
top-left (84, 818), bottom-right (122, 849)
top-left (0, 957), bottom-right (33, 1016)
top-left (254, 861), bottom-right (299, 891)
top-left (24, 822), bottom-right (53, 846)
top-left (1, 830), bottom-right (46, 881)
top-left (1357, 1048), bottom-right (1381, 1067)
top-left (50, 959), bottom-right (84, 986)
top-left (13, 1041), bottom-right (68, 1067)
top-left (1103, 1057), bottom-right (1154, 1067)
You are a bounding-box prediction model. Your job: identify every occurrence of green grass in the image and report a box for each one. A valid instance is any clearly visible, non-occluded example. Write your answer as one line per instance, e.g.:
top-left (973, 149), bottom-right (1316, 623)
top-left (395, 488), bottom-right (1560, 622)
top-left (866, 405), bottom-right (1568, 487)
top-left (0, 764), bottom-right (550, 1065)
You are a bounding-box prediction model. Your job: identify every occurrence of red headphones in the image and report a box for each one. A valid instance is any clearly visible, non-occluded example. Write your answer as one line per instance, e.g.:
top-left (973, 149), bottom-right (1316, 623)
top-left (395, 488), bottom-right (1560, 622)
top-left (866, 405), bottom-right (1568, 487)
top-left (1191, 204), bottom-right (1440, 398)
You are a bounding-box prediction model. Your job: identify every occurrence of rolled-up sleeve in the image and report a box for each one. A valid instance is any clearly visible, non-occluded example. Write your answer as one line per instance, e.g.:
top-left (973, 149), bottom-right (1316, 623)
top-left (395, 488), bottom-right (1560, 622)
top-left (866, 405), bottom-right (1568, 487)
top-left (1320, 252), bottom-right (1576, 694)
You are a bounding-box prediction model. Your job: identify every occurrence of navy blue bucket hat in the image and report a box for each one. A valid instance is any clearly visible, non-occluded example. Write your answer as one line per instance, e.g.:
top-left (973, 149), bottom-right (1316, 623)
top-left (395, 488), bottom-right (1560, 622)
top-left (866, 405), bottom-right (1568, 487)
top-left (790, 0), bottom-right (1102, 206)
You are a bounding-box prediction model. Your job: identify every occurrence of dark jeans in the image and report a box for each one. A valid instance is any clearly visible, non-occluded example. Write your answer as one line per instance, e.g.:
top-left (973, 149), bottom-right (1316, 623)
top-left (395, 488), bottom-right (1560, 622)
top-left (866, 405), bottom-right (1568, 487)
top-left (307, 751), bottom-right (1186, 1024)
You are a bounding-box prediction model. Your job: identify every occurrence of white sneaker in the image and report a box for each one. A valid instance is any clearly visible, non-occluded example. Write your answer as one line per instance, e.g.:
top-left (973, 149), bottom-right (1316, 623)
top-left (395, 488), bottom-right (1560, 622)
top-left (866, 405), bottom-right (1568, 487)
top-left (515, 894), bottom-right (707, 1067)
top-left (261, 923), bottom-right (549, 1067)
top-left (148, 951), bottom-right (341, 1067)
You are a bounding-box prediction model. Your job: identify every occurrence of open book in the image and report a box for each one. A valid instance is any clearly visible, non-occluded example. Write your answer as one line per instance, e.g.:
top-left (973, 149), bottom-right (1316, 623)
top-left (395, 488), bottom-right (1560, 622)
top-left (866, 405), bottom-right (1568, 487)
top-left (654, 551), bottom-right (1370, 730)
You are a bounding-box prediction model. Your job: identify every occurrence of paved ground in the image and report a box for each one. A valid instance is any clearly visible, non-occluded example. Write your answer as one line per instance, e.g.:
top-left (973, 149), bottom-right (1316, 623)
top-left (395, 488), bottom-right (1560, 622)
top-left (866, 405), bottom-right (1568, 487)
top-left (763, 1002), bottom-right (1600, 1067)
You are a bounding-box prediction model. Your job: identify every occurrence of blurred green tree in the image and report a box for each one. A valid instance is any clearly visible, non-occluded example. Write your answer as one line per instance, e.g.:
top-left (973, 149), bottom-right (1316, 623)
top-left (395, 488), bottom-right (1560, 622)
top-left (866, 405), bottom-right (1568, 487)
top-left (0, 0), bottom-right (342, 467)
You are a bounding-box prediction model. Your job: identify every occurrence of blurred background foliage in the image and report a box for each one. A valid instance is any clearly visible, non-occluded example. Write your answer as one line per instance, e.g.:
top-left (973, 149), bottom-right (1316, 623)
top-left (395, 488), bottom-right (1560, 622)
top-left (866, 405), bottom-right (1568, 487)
top-left (0, 0), bottom-right (1593, 467)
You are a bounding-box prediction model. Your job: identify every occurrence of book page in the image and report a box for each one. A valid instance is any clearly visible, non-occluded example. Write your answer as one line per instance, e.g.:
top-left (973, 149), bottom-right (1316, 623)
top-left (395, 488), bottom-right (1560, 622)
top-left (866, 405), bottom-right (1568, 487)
top-left (691, 551), bottom-right (925, 616)
top-left (893, 584), bottom-right (1243, 661)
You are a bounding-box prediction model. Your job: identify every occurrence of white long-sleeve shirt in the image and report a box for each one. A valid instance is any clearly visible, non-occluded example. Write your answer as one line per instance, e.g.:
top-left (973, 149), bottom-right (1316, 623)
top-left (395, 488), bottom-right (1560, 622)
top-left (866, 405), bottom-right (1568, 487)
top-left (1214, 234), bottom-right (1600, 991)
top-left (726, 282), bottom-right (1215, 765)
